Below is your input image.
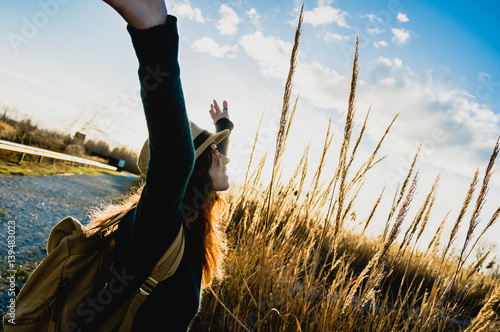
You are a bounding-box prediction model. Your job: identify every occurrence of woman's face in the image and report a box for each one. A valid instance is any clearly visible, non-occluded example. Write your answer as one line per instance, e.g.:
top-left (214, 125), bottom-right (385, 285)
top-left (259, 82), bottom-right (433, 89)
top-left (208, 143), bottom-right (230, 191)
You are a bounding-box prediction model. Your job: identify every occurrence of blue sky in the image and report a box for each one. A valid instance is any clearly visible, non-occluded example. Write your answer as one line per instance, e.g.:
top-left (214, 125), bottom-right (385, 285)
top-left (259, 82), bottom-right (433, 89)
top-left (1, 0), bottom-right (499, 258)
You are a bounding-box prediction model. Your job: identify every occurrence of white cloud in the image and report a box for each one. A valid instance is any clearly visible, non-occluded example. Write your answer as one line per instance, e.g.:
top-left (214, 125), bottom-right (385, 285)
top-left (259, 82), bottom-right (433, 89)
top-left (360, 13), bottom-right (382, 23)
top-left (397, 12), bottom-right (410, 23)
top-left (294, 60), bottom-right (349, 109)
top-left (173, 1), bottom-right (205, 23)
top-left (367, 56), bottom-right (405, 86)
top-left (239, 31), bottom-right (293, 79)
top-left (324, 32), bottom-right (349, 43)
top-left (393, 58), bottom-right (403, 68)
top-left (379, 77), bottom-right (397, 86)
top-left (239, 31), bottom-right (349, 109)
top-left (367, 27), bottom-right (385, 35)
top-left (372, 56), bottom-right (403, 69)
top-left (391, 28), bottom-right (411, 45)
top-left (216, 4), bottom-right (241, 36)
top-left (374, 40), bottom-right (388, 48)
top-left (360, 57), bottom-right (500, 176)
top-left (303, 6), bottom-right (350, 27)
top-left (246, 8), bottom-right (261, 25)
top-left (318, 0), bottom-right (334, 6)
top-left (191, 37), bottom-right (238, 58)
top-left (372, 56), bottom-right (394, 67)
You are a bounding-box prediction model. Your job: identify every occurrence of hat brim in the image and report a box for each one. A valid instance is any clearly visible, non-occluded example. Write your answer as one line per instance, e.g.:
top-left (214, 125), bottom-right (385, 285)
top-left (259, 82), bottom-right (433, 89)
top-left (195, 129), bottom-right (229, 159)
top-left (137, 129), bottom-right (230, 176)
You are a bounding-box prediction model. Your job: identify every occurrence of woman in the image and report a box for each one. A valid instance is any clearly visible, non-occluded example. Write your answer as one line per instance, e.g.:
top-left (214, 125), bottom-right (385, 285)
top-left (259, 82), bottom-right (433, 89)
top-left (85, 0), bottom-right (234, 330)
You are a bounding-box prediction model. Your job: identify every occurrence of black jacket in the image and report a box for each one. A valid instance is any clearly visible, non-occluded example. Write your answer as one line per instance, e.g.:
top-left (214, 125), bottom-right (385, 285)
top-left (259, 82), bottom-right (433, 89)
top-left (85, 16), bottom-right (233, 332)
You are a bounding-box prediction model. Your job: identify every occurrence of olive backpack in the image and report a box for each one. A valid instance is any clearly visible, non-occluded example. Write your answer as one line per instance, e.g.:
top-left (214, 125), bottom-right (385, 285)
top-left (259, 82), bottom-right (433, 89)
top-left (2, 211), bottom-right (185, 331)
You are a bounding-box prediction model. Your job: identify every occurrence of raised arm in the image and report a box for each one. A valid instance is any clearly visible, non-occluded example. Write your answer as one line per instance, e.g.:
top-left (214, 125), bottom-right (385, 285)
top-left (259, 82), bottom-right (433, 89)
top-left (104, 0), bottom-right (194, 269)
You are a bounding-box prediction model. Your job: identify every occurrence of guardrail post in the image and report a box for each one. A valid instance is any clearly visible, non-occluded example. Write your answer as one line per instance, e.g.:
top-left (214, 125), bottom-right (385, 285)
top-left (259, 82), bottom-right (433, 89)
top-left (52, 158), bottom-right (56, 165)
top-left (18, 153), bottom-right (25, 163)
top-left (38, 156), bottom-right (43, 163)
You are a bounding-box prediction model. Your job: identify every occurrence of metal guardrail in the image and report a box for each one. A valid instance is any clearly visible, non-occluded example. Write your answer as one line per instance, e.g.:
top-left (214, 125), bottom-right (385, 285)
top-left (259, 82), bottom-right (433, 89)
top-left (0, 139), bottom-right (117, 171)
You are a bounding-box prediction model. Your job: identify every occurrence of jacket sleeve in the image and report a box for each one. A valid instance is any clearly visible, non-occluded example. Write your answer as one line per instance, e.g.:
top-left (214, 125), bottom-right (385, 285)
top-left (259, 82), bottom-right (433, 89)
top-left (214, 118), bottom-right (234, 156)
top-left (115, 16), bottom-right (195, 273)
top-left (82, 16), bottom-right (195, 331)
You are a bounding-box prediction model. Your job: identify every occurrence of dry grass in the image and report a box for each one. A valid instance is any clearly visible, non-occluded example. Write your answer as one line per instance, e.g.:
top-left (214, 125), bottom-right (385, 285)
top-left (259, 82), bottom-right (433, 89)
top-left (188, 8), bottom-right (500, 332)
top-left (0, 153), bottom-right (121, 177)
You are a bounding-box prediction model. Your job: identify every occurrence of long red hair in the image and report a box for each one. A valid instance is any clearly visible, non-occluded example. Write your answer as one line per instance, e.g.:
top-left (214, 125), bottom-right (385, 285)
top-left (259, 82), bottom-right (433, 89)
top-left (182, 146), bottom-right (227, 287)
top-left (87, 148), bottom-right (227, 288)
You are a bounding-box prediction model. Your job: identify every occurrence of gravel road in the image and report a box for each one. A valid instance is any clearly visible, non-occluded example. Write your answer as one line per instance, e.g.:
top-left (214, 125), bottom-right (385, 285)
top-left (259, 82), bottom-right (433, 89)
top-left (0, 172), bottom-right (141, 320)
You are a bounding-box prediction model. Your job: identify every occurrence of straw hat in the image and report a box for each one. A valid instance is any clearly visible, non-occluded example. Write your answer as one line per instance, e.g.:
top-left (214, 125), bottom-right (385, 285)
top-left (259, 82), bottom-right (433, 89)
top-left (137, 121), bottom-right (229, 175)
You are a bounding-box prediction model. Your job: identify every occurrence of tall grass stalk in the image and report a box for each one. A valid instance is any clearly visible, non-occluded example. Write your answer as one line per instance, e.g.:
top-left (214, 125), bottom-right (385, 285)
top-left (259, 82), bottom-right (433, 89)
top-left (312, 35), bottom-right (361, 285)
top-left (329, 35), bottom-right (360, 240)
top-left (382, 145), bottom-right (421, 242)
top-left (258, 6), bottom-right (303, 330)
top-left (443, 137), bottom-right (499, 298)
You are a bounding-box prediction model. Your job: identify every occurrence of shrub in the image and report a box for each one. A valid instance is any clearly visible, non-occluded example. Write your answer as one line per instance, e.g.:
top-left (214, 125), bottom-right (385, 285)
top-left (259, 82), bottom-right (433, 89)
top-left (0, 121), bottom-right (17, 140)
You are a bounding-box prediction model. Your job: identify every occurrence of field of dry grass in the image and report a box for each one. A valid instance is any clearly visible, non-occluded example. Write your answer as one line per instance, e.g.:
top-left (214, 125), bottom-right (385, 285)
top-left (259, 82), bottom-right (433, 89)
top-left (191, 7), bottom-right (500, 332)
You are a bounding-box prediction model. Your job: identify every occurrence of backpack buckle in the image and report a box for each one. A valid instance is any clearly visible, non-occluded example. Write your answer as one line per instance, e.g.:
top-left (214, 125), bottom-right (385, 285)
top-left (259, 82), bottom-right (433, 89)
top-left (139, 277), bottom-right (158, 296)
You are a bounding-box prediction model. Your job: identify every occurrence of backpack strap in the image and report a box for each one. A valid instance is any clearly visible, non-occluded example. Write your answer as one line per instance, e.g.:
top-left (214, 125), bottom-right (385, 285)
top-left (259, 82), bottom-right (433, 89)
top-left (98, 224), bottom-right (185, 331)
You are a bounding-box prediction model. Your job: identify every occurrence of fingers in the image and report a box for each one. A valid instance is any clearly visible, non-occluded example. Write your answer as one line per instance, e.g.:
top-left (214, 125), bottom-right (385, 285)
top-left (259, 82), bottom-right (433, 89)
top-left (213, 100), bottom-right (221, 113)
top-left (209, 100), bottom-right (229, 123)
top-left (209, 102), bottom-right (219, 116)
top-left (208, 103), bottom-right (218, 124)
top-left (210, 100), bottom-right (228, 113)
top-left (222, 100), bottom-right (228, 115)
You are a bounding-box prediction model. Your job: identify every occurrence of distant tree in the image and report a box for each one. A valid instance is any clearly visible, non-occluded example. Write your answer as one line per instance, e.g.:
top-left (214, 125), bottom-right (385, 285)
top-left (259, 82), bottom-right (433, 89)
top-left (110, 146), bottom-right (139, 174)
top-left (1, 107), bottom-right (9, 121)
top-left (64, 144), bottom-right (85, 157)
top-left (84, 139), bottom-right (111, 157)
top-left (0, 121), bottom-right (16, 140)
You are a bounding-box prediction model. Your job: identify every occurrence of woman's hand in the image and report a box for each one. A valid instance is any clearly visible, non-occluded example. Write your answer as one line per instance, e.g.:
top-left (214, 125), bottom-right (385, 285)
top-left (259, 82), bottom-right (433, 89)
top-left (103, 0), bottom-right (168, 30)
top-left (209, 100), bottom-right (229, 124)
